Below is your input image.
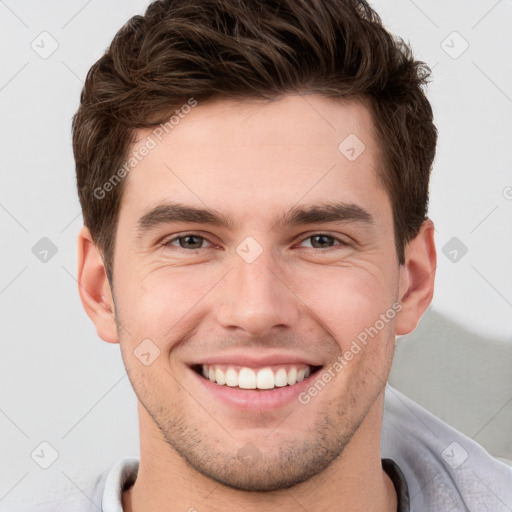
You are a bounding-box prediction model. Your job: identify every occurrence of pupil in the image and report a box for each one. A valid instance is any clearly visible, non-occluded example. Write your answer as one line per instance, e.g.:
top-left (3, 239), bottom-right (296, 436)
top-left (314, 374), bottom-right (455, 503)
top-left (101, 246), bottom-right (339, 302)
top-left (312, 235), bottom-right (332, 248)
top-left (182, 235), bottom-right (201, 249)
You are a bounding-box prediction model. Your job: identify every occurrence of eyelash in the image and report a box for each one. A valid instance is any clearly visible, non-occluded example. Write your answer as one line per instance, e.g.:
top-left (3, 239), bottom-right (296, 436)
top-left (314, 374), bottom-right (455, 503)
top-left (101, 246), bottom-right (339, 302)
top-left (161, 232), bottom-right (351, 251)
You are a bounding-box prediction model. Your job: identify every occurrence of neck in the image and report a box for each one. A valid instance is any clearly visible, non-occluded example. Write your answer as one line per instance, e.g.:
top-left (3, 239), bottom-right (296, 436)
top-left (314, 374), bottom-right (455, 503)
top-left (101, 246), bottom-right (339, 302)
top-left (122, 399), bottom-right (397, 512)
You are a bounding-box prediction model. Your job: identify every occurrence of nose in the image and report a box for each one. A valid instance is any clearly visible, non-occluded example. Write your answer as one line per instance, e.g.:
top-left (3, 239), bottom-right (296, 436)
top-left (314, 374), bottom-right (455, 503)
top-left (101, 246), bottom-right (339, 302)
top-left (216, 247), bottom-right (301, 338)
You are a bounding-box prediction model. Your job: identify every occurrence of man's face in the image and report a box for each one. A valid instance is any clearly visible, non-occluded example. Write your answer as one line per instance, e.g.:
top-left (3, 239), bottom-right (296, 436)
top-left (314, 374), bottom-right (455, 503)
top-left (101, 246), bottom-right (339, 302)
top-left (111, 95), bottom-right (403, 491)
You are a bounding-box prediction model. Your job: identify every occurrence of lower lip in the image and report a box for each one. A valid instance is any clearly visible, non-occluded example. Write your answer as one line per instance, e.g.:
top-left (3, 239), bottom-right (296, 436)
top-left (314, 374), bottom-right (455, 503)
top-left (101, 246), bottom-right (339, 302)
top-left (190, 367), bottom-right (320, 412)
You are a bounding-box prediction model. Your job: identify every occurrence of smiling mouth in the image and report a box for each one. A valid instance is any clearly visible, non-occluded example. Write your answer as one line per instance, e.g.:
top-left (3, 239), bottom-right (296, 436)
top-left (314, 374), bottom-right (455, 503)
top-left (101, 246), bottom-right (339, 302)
top-left (191, 364), bottom-right (322, 390)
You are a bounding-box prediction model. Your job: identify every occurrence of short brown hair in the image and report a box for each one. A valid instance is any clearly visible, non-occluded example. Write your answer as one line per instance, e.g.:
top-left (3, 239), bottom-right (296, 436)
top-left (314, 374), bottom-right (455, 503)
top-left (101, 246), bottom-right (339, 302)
top-left (72, 0), bottom-right (437, 282)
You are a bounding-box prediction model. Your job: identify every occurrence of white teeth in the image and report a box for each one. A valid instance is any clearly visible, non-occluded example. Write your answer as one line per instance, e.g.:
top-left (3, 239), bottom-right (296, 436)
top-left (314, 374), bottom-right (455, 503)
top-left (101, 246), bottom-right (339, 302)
top-left (287, 367), bottom-right (297, 385)
top-left (275, 368), bottom-right (288, 387)
top-left (256, 368), bottom-right (275, 389)
top-left (215, 367), bottom-right (226, 385)
top-left (239, 368), bottom-right (256, 389)
top-left (199, 364), bottom-right (314, 389)
top-left (225, 368), bottom-right (238, 387)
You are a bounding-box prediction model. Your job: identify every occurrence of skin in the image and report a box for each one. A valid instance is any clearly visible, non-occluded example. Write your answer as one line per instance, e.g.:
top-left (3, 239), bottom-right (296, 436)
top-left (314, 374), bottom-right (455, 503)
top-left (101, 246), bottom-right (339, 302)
top-left (78, 94), bottom-right (436, 511)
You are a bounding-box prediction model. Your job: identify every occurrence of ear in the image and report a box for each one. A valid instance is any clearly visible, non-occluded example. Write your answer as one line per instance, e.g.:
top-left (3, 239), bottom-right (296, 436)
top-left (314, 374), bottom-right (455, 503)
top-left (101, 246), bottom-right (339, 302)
top-left (77, 226), bottom-right (119, 344)
top-left (395, 219), bottom-right (437, 335)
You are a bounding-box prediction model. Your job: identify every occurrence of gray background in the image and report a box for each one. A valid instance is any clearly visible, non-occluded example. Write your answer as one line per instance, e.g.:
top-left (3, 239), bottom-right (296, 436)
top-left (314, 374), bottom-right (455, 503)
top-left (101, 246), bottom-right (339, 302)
top-left (0, 0), bottom-right (511, 507)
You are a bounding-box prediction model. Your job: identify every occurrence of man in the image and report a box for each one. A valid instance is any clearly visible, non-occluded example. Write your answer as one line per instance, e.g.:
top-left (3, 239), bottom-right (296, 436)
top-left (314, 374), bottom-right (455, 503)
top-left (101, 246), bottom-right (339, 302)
top-left (70, 0), bottom-right (511, 510)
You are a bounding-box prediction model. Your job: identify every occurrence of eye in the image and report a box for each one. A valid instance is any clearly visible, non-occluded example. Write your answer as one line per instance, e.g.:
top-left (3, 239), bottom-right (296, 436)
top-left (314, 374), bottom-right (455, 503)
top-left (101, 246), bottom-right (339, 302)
top-left (298, 233), bottom-right (350, 249)
top-left (160, 232), bottom-right (350, 252)
top-left (162, 233), bottom-right (213, 250)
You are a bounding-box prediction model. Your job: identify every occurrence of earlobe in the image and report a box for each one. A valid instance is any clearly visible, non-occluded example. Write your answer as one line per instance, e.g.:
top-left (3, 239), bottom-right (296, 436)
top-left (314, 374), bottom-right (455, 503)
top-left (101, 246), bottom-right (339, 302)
top-left (395, 219), bottom-right (437, 336)
top-left (77, 226), bottom-right (119, 344)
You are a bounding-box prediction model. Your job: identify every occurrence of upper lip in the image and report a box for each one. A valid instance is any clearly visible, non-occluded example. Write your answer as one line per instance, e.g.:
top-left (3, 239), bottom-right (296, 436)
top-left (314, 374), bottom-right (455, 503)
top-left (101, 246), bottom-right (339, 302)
top-left (188, 350), bottom-right (324, 368)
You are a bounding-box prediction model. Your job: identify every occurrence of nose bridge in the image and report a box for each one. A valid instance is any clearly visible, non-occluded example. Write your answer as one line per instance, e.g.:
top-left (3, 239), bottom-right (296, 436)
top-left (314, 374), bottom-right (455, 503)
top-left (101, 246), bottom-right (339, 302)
top-left (216, 242), bottom-right (299, 337)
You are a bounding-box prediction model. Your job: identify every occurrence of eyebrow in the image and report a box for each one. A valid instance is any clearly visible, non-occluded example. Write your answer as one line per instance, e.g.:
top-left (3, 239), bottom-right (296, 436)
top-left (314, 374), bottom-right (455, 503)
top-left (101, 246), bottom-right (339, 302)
top-left (136, 200), bottom-right (374, 237)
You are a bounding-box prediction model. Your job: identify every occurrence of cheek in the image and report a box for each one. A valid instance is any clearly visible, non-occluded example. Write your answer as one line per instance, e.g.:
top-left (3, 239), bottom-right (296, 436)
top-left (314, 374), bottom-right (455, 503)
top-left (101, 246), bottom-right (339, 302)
top-left (117, 264), bottom-right (225, 345)
top-left (289, 263), bottom-right (397, 351)
top-left (116, 255), bottom-right (398, 360)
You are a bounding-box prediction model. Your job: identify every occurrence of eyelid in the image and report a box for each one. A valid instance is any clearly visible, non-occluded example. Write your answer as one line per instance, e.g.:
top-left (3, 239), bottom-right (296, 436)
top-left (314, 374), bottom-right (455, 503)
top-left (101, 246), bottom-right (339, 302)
top-left (294, 231), bottom-right (352, 248)
top-left (161, 232), bottom-right (217, 249)
top-left (161, 231), bottom-right (352, 250)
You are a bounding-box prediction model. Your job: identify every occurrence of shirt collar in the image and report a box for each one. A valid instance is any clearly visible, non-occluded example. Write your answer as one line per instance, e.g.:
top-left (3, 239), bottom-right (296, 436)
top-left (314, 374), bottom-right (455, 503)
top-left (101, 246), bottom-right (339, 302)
top-left (102, 456), bottom-right (409, 511)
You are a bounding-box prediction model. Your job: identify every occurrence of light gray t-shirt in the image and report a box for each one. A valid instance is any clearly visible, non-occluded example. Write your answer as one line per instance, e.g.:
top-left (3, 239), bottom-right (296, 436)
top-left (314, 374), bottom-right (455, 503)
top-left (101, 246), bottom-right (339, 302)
top-left (98, 456), bottom-right (411, 511)
top-left (12, 385), bottom-right (512, 511)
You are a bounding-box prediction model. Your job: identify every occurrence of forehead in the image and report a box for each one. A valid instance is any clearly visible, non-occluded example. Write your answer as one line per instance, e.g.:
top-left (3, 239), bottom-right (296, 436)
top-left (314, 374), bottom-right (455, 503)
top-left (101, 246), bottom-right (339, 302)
top-left (119, 94), bottom-right (389, 227)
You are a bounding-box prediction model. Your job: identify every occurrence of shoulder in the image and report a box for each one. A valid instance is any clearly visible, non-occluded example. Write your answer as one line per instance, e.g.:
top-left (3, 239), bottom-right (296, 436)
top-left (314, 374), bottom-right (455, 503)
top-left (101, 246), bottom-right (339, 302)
top-left (2, 466), bottom-right (110, 512)
top-left (100, 457), bottom-right (139, 511)
top-left (382, 385), bottom-right (512, 511)
top-left (3, 459), bottom-right (138, 512)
